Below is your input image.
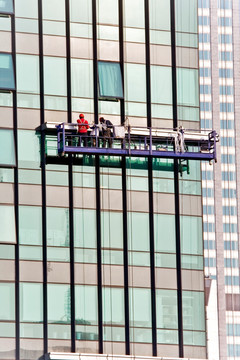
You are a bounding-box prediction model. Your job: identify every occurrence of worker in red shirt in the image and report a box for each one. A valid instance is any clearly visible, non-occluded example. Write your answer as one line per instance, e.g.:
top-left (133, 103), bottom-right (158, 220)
top-left (77, 113), bottom-right (89, 147)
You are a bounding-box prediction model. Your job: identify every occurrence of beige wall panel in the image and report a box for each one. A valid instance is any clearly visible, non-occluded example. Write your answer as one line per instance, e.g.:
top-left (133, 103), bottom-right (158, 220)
top-left (0, 31), bottom-right (11, 52)
top-left (71, 38), bottom-right (93, 59)
top-left (128, 266), bottom-right (151, 288)
top-left (157, 344), bottom-right (179, 357)
top-left (75, 340), bottom-right (98, 354)
top-left (102, 265), bottom-right (124, 286)
top-left (182, 269), bottom-right (204, 291)
top-left (180, 195), bottom-right (202, 216)
top-left (103, 342), bottom-right (125, 355)
top-left (0, 107), bottom-right (13, 128)
top-left (98, 40), bottom-right (119, 61)
top-left (16, 33), bottom-right (39, 54)
top-left (0, 183), bottom-right (14, 204)
top-left (130, 343), bottom-right (152, 356)
top-left (43, 35), bottom-right (66, 57)
top-left (20, 261), bottom-right (43, 282)
top-left (101, 189), bottom-right (122, 211)
top-left (44, 110), bottom-right (67, 123)
top-left (46, 186), bottom-right (69, 207)
top-left (155, 268), bottom-right (177, 289)
top-left (125, 43), bottom-right (145, 64)
top-left (153, 193), bottom-right (175, 214)
top-left (127, 191), bottom-right (149, 212)
top-left (184, 345), bottom-right (207, 359)
top-left (150, 45), bottom-right (172, 66)
top-left (0, 260), bottom-right (15, 281)
top-left (18, 109), bottom-right (40, 130)
top-left (176, 47), bottom-right (198, 69)
top-left (19, 184), bottom-right (42, 206)
top-left (75, 263), bottom-right (97, 285)
top-left (47, 262), bottom-right (70, 283)
top-left (73, 188), bottom-right (96, 209)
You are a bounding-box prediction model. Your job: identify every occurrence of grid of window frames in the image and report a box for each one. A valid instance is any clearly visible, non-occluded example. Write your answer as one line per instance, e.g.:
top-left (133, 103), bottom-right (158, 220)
top-left (0, 0), bottom-right (206, 359)
top-left (198, 0), bottom-right (240, 359)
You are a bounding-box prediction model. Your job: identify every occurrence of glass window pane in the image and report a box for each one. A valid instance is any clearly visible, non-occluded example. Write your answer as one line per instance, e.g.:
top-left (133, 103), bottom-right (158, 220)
top-left (16, 55), bottom-right (39, 94)
top-left (0, 129), bottom-right (16, 166)
top-left (47, 207), bottom-right (69, 247)
top-left (129, 288), bottom-right (151, 327)
top-left (103, 287), bottom-right (124, 325)
top-left (0, 0), bottom-right (13, 14)
top-left (19, 206), bottom-right (42, 245)
top-left (0, 53), bottom-right (15, 90)
top-left (154, 214), bottom-right (175, 253)
top-left (182, 291), bottom-right (205, 331)
top-left (74, 209), bottom-right (97, 248)
top-left (0, 205), bottom-right (16, 244)
top-left (75, 286), bottom-right (98, 325)
top-left (123, 0), bottom-right (145, 28)
top-left (42, 0), bottom-right (65, 21)
top-left (98, 61), bottom-right (123, 99)
top-left (48, 284), bottom-right (71, 323)
top-left (125, 63), bottom-right (146, 102)
top-left (175, 0), bottom-right (198, 34)
top-left (180, 216), bottom-right (203, 255)
top-left (71, 59), bottom-right (93, 98)
top-left (149, 0), bottom-right (170, 31)
top-left (156, 290), bottom-right (178, 329)
top-left (97, 0), bottom-right (118, 25)
top-left (70, 0), bottom-right (92, 23)
top-left (20, 283), bottom-right (43, 322)
top-left (44, 57), bottom-right (67, 96)
top-left (18, 130), bottom-right (41, 169)
top-left (0, 283), bottom-right (15, 320)
top-left (15, 0), bottom-right (38, 18)
top-left (101, 212), bottom-right (123, 249)
top-left (151, 66), bottom-right (172, 105)
top-left (128, 212), bottom-right (149, 251)
top-left (177, 68), bottom-right (199, 107)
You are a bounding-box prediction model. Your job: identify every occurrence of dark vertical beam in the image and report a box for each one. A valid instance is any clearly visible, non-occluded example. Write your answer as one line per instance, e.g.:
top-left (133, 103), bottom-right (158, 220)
top-left (95, 156), bottom-right (103, 353)
top-left (11, 2), bottom-right (19, 358)
top-left (118, 0), bottom-right (130, 354)
top-left (145, 0), bottom-right (152, 128)
top-left (92, 0), bottom-right (99, 124)
top-left (92, 0), bottom-right (103, 353)
top-left (122, 157), bottom-right (130, 355)
top-left (65, 0), bottom-right (75, 352)
top-left (145, 0), bottom-right (157, 355)
top-left (38, 0), bottom-right (48, 353)
top-left (170, 0), bottom-right (183, 357)
top-left (148, 158), bottom-right (157, 356)
top-left (118, 0), bottom-right (125, 124)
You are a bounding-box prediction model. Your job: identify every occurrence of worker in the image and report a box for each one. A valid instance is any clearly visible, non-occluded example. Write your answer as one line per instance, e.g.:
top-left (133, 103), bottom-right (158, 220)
top-left (77, 113), bottom-right (89, 147)
top-left (99, 117), bottom-right (113, 148)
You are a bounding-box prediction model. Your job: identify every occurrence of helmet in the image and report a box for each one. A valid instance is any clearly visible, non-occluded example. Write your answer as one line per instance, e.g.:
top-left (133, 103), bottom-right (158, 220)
top-left (79, 113), bottom-right (84, 118)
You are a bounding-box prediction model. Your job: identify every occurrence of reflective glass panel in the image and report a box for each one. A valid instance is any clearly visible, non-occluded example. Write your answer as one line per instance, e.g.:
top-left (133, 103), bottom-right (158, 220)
top-left (180, 216), bottom-right (203, 255)
top-left (177, 68), bottom-right (199, 107)
top-left (48, 284), bottom-right (71, 323)
top-left (98, 61), bottom-right (123, 99)
top-left (182, 291), bottom-right (205, 331)
top-left (0, 283), bottom-right (15, 320)
top-left (20, 283), bottom-right (43, 322)
top-left (18, 130), bottom-right (41, 168)
top-left (16, 55), bottom-right (39, 94)
top-left (0, 53), bottom-right (15, 90)
top-left (19, 206), bottom-right (42, 245)
top-left (44, 57), bottom-right (67, 96)
top-left (0, 129), bottom-right (16, 166)
top-left (129, 288), bottom-right (151, 327)
top-left (151, 66), bottom-right (172, 105)
top-left (74, 209), bottom-right (97, 249)
top-left (0, 0), bottom-right (13, 14)
top-left (154, 214), bottom-right (175, 253)
top-left (156, 290), bottom-right (178, 329)
top-left (149, 0), bottom-right (170, 31)
top-left (47, 207), bottom-right (69, 247)
top-left (97, 0), bottom-right (118, 25)
top-left (71, 59), bottom-right (93, 98)
top-left (15, 0), bottom-right (38, 18)
top-left (101, 212), bottom-right (123, 249)
top-left (175, 0), bottom-right (198, 34)
top-left (42, 0), bottom-right (65, 21)
top-left (75, 286), bottom-right (98, 325)
top-left (0, 205), bottom-right (16, 244)
top-left (70, 0), bottom-right (92, 23)
top-left (102, 287), bottom-right (124, 325)
top-left (128, 212), bottom-right (149, 251)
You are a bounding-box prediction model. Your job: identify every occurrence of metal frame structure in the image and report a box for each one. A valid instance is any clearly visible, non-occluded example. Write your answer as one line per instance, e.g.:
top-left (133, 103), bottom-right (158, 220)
top-left (52, 122), bottom-right (219, 161)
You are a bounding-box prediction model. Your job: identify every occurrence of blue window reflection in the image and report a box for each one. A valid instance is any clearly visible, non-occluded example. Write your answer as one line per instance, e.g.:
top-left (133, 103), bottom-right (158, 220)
top-left (0, 0), bottom-right (13, 14)
top-left (0, 129), bottom-right (16, 167)
top-left (98, 61), bottom-right (123, 99)
top-left (0, 53), bottom-right (15, 90)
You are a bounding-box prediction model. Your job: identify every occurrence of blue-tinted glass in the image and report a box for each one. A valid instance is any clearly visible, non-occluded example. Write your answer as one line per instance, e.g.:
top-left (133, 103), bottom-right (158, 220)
top-left (98, 61), bottom-right (123, 99)
top-left (0, 0), bottom-right (13, 14)
top-left (0, 53), bottom-right (15, 90)
top-left (0, 129), bottom-right (16, 166)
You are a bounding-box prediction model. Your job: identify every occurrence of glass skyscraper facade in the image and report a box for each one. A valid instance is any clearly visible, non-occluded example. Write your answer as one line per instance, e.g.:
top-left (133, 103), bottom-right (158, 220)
top-left (198, 0), bottom-right (240, 359)
top-left (0, 1), bottom-right (206, 360)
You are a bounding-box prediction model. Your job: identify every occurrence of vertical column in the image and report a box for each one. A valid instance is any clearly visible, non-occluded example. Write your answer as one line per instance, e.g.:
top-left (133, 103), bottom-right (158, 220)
top-left (38, 0), bottom-right (48, 353)
top-left (170, 0), bottom-right (183, 357)
top-left (210, 1), bottom-right (227, 359)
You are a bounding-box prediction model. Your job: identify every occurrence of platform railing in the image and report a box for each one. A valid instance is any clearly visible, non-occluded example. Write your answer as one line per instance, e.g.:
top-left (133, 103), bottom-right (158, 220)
top-left (56, 123), bottom-right (218, 162)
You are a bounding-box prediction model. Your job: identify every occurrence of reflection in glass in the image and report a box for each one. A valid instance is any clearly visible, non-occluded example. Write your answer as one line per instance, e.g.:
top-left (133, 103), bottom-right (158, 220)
top-left (0, 53), bottom-right (15, 90)
top-left (20, 283), bottom-right (43, 322)
top-left (75, 286), bottom-right (98, 325)
top-left (0, 205), bottom-right (16, 244)
top-left (47, 207), bottom-right (69, 247)
top-left (0, 129), bottom-right (16, 166)
top-left (0, 0), bottom-right (13, 14)
top-left (98, 61), bottom-right (123, 99)
top-left (0, 283), bottom-right (15, 320)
